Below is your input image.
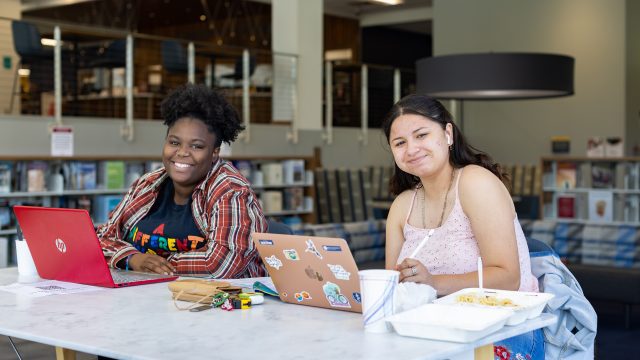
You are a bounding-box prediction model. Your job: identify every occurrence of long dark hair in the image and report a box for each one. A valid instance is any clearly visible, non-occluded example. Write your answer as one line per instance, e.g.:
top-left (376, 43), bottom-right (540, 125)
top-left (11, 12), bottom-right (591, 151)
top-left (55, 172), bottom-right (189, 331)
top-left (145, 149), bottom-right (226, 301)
top-left (381, 94), bottom-right (509, 195)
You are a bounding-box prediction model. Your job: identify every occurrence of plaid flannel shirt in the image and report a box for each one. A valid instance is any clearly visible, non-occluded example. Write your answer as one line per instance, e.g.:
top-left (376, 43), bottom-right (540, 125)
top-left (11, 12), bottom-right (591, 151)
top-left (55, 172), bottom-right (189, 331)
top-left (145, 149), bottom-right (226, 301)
top-left (97, 159), bottom-right (267, 278)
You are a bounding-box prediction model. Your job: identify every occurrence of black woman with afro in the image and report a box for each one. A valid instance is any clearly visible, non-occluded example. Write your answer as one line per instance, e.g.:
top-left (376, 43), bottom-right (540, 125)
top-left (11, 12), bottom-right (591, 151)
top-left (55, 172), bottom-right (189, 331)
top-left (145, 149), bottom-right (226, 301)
top-left (98, 84), bottom-right (267, 278)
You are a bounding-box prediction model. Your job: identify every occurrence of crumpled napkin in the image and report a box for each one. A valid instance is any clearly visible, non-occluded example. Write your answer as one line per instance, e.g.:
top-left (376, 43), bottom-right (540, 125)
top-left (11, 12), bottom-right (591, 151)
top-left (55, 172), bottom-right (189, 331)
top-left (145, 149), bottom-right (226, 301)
top-left (393, 281), bottom-right (437, 314)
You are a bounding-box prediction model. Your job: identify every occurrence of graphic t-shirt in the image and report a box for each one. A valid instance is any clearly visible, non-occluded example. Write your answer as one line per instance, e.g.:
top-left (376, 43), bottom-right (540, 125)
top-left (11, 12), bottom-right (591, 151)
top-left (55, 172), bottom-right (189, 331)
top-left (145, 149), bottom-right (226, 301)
top-left (127, 180), bottom-right (205, 257)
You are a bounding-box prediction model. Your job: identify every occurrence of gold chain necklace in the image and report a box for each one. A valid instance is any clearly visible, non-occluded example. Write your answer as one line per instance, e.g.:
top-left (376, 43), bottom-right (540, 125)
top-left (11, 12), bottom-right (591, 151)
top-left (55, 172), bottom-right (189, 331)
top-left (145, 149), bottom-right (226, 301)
top-left (421, 168), bottom-right (456, 229)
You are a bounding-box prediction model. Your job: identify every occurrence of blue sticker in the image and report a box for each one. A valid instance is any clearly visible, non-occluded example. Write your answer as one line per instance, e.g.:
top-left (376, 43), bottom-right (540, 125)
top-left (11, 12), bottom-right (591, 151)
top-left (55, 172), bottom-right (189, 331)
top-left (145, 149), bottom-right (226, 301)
top-left (352, 292), bottom-right (362, 303)
top-left (259, 239), bottom-right (274, 245)
top-left (322, 245), bottom-right (342, 252)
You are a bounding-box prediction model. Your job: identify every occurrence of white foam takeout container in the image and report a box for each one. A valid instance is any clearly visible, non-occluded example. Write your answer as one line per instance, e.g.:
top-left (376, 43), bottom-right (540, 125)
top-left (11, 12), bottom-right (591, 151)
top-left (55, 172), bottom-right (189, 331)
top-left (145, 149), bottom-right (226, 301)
top-left (434, 288), bottom-right (555, 326)
top-left (385, 303), bottom-right (514, 343)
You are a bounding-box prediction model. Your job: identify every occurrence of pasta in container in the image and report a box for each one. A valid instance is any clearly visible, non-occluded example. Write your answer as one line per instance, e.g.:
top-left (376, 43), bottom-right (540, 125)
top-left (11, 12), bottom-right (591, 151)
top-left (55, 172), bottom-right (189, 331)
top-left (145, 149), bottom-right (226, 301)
top-left (435, 288), bottom-right (554, 326)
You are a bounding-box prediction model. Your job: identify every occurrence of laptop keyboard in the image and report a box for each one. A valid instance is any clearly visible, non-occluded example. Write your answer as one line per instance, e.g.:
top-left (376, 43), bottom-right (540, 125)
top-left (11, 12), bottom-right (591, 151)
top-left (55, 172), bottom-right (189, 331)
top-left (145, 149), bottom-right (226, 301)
top-left (110, 269), bottom-right (173, 284)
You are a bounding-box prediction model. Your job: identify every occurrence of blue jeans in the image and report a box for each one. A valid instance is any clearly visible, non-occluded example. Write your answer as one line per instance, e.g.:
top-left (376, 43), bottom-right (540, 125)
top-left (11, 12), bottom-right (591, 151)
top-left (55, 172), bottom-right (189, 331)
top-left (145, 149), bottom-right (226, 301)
top-left (494, 329), bottom-right (544, 360)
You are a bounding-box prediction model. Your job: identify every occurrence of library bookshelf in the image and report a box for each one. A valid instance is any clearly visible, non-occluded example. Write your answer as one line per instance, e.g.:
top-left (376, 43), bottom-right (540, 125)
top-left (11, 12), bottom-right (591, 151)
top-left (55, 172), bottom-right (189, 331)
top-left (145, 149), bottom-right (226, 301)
top-left (540, 156), bottom-right (640, 225)
top-left (0, 151), bottom-right (321, 266)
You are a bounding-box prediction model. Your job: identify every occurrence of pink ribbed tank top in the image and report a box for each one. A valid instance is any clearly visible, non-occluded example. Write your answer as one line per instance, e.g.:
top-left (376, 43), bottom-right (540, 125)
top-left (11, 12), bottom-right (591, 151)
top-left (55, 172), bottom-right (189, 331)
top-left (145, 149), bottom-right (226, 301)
top-left (397, 168), bottom-right (538, 292)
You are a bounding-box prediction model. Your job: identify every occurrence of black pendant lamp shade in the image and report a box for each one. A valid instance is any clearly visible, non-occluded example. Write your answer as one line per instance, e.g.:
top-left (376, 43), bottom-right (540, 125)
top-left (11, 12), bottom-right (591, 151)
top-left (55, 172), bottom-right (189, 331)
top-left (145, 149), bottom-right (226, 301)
top-left (416, 53), bottom-right (575, 100)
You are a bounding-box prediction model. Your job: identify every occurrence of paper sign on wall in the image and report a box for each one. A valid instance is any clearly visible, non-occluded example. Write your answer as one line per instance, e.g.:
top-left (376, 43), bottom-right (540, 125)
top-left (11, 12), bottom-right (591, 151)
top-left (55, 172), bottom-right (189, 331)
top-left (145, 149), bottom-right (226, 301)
top-left (50, 126), bottom-right (74, 157)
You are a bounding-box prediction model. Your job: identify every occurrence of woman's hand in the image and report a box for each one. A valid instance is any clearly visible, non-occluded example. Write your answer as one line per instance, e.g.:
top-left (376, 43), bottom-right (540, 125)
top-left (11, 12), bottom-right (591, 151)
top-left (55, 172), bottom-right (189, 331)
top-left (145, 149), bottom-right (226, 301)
top-left (397, 258), bottom-right (433, 285)
top-left (128, 253), bottom-right (176, 275)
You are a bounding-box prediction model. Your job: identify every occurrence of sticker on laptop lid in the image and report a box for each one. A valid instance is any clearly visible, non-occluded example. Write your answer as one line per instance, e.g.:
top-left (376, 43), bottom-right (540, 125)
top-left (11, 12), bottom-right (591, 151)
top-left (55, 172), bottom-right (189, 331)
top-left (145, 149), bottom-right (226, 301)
top-left (322, 245), bottom-right (342, 252)
top-left (294, 291), bottom-right (312, 302)
top-left (322, 281), bottom-right (351, 308)
top-left (327, 264), bottom-right (351, 280)
top-left (305, 239), bottom-right (323, 259)
top-left (352, 292), bottom-right (362, 303)
top-left (282, 249), bottom-right (300, 261)
top-left (305, 265), bottom-right (324, 281)
top-left (259, 239), bottom-right (274, 245)
top-left (264, 255), bottom-right (283, 270)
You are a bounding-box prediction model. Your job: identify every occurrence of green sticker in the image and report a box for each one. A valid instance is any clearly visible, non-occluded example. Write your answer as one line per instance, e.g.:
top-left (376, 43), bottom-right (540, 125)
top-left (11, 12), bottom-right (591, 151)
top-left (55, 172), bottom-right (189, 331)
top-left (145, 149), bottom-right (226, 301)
top-left (3, 56), bottom-right (11, 70)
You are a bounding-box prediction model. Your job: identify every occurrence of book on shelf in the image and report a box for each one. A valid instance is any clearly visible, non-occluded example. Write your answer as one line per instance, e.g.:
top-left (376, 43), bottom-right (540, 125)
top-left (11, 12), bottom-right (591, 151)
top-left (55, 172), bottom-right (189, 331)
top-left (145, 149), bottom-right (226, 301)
top-left (512, 165), bottom-right (524, 195)
top-left (0, 236), bottom-right (8, 267)
top-left (522, 165), bottom-right (534, 195)
top-left (503, 164), bottom-right (514, 190)
top-left (591, 163), bottom-right (614, 189)
top-left (586, 137), bottom-right (605, 158)
top-left (557, 194), bottom-right (576, 218)
top-left (588, 190), bottom-right (613, 222)
top-left (370, 166), bottom-right (382, 200)
top-left (232, 160), bottom-right (253, 183)
top-left (577, 162), bottom-right (592, 188)
top-left (314, 169), bottom-right (330, 223)
top-left (337, 169), bottom-right (353, 223)
top-left (27, 161), bottom-right (48, 192)
top-left (0, 205), bottom-right (11, 228)
top-left (262, 162), bottom-right (283, 186)
top-left (282, 159), bottom-right (305, 184)
top-left (349, 169), bottom-right (366, 221)
top-left (325, 169), bottom-right (342, 222)
top-left (0, 161), bottom-right (12, 193)
top-left (556, 162), bottom-right (577, 189)
top-left (99, 161), bottom-right (125, 189)
top-left (532, 165), bottom-right (543, 196)
top-left (261, 190), bottom-right (283, 213)
top-left (94, 195), bottom-right (123, 224)
top-left (380, 167), bottom-right (393, 200)
top-left (360, 168), bottom-right (374, 220)
top-left (125, 162), bottom-right (145, 186)
top-left (73, 161), bottom-right (97, 190)
top-left (624, 195), bottom-right (639, 223)
top-left (613, 193), bottom-right (625, 222)
top-left (283, 187), bottom-right (304, 211)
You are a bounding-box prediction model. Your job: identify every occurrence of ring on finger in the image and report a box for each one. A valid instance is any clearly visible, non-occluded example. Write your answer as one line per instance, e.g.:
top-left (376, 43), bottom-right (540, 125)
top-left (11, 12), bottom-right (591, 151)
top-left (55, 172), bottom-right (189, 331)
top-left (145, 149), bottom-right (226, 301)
top-left (411, 266), bottom-right (417, 276)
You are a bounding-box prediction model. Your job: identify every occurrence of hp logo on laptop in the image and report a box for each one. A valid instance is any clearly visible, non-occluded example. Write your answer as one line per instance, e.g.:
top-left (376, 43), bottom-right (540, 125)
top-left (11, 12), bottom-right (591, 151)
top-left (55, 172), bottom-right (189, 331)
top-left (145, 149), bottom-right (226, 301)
top-left (55, 238), bottom-right (67, 253)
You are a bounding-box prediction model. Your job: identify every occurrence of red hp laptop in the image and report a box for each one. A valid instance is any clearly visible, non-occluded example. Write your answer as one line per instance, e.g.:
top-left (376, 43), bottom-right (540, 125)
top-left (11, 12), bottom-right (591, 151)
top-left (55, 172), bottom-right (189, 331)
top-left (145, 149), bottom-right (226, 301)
top-left (13, 205), bottom-right (178, 287)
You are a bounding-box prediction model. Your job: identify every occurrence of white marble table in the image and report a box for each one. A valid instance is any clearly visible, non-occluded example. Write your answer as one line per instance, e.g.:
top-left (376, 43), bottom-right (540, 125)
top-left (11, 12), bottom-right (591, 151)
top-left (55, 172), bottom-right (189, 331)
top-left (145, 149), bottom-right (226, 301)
top-left (0, 268), bottom-right (555, 360)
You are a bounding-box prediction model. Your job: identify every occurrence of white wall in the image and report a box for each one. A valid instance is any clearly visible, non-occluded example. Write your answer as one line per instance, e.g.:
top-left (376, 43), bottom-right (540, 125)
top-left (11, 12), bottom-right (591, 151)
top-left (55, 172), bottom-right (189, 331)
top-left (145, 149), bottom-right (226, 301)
top-left (433, 0), bottom-right (627, 164)
top-left (627, 0), bottom-right (640, 155)
top-left (0, 0), bottom-right (22, 115)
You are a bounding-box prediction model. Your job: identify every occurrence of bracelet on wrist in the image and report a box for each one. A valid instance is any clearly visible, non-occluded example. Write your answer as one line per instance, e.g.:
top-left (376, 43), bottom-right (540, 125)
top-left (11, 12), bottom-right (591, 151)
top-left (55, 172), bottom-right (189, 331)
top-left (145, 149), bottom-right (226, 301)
top-left (125, 254), bottom-right (133, 271)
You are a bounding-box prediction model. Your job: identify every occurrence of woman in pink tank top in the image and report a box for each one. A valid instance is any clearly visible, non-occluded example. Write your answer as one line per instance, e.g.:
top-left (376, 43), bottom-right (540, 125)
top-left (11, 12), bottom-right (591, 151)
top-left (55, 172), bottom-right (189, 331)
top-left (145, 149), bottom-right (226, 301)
top-left (382, 95), bottom-right (542, 360)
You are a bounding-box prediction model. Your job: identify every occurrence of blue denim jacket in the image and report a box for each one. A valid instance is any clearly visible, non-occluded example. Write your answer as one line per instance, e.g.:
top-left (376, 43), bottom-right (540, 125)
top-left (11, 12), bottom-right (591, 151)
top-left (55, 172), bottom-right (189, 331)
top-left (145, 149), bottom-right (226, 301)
top-left (529, 243), bottom-right (597, 359)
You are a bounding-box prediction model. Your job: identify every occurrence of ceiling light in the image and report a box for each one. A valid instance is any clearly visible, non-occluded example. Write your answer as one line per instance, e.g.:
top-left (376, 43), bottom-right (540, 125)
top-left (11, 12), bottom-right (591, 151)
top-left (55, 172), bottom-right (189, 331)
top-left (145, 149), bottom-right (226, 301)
top-left (371, 0), bottom-right (404, 5)
top-left (416, 53), bottom-right (574, 100)
top-left (41, 38), bottom-right (61, 47)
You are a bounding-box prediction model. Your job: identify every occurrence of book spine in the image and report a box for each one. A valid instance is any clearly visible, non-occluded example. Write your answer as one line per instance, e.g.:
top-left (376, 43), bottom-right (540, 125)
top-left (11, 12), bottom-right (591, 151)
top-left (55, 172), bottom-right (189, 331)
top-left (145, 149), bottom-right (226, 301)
top-left (314, 169), bottom-right (330, 223)
top-left (325, 169), bottom-right (342, 223)
top-left (337, 169), bottom-right (353, 223)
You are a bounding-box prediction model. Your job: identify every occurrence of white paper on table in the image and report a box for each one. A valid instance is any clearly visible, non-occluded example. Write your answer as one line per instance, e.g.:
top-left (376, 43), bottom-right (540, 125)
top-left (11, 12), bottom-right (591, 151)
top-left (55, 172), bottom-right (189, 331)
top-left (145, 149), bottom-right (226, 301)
top-left (225, 277), bottom-right (276, 292)
top-left (0, 280), bottom-right (104, 298)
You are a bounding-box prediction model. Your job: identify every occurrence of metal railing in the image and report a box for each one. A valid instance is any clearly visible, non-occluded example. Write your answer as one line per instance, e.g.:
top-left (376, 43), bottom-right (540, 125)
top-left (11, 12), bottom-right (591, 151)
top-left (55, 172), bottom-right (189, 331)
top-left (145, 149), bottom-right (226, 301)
top-left (1, 17), bottom-right (298, 143)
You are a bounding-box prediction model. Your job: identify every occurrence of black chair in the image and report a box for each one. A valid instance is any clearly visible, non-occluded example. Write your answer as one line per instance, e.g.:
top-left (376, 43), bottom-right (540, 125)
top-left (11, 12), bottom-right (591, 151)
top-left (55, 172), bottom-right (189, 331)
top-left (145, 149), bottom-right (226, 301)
top-left (90, 39), bottom-right (126, 68)
top-left (266, 219), bottom-right (293, 235)
top-left (161, 40), bottom-right (188, 74)
top-left (7, 20), bottom-right (54, 114)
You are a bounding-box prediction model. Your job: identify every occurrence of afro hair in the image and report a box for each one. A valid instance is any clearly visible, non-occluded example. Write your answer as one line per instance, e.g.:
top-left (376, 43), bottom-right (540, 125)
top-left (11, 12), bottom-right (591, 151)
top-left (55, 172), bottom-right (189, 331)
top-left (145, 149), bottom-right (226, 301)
top-left (160, 84), bottom-right (244, 148)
